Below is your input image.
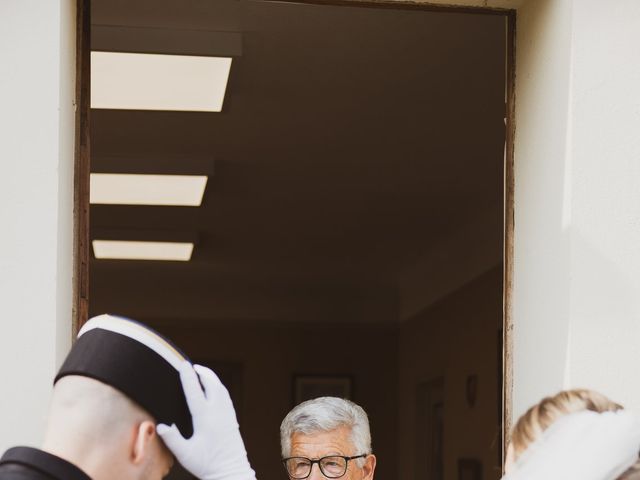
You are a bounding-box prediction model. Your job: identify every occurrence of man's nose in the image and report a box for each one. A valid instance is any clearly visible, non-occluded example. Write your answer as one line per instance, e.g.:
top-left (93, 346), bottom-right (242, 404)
top-left (307, 463), bottom-right (326, 480)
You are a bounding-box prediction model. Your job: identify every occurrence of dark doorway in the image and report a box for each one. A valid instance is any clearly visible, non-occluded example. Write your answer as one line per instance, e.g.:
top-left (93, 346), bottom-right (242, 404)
top-left (86, 1), bottom-right (509, 479)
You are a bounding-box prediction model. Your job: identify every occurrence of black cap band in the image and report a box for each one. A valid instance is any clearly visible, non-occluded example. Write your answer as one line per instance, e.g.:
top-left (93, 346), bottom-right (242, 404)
top-left (55, 315), bottom-right (194, 438)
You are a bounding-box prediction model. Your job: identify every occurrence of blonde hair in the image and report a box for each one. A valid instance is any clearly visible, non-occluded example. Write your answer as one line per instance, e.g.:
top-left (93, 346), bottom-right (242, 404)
top-left (510, 389), bottom-right (640, 479)
top-left (510, 389), bottom-right (622, 458)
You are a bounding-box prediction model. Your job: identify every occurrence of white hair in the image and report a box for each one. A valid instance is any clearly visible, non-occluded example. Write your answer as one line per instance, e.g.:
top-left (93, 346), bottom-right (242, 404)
top-left (280, 397), bottom-right (372, 467)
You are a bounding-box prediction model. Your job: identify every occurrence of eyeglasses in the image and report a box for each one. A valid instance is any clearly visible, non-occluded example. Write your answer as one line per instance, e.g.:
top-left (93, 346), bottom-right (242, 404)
top-left (282, 454), bottom-right (368, 479)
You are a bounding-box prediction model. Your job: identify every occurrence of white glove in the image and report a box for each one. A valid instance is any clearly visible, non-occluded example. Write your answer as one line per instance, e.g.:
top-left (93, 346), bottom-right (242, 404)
top-left (157, 362), bottom-right (257, 480)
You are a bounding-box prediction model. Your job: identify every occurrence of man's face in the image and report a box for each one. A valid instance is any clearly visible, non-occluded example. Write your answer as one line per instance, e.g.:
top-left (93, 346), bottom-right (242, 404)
top-left (288, 427), bottom-right (376, 480)
top-left (138, 430), bottom-right (175, 480)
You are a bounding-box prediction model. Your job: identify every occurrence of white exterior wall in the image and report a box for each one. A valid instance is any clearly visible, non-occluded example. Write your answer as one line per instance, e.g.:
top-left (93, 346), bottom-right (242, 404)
top-left (511, 0), bottom-right (575, 418)
top-left (512, 0), bottom-right (640, 418)
top-left (561, 0), bottom-right (640, 411)
top-left (0, 0), bottom-right (76, 452)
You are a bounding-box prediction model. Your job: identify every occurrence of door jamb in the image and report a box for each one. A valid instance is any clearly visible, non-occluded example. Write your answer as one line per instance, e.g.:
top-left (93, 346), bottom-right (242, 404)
top-left (71, 0), bottom-right (517, 465)
top-left (73, 0), bottom-right (90, 334)
top-left (503, 9), bottom-right (516, 468)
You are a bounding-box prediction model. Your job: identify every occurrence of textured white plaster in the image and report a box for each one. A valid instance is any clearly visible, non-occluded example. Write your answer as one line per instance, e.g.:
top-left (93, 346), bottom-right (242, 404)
top-left (0, 0), bottom-right (76, 453)
top-left (512, 0), bottom-right (640, 420)
top-left (511, 0), bottom-right (575, 419)
top-left (562, 0), bottom-right (640, 412)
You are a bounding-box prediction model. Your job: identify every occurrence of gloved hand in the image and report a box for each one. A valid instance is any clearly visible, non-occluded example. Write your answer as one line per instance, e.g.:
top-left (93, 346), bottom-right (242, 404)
top-left (157, 362), bottom-right (257, 480)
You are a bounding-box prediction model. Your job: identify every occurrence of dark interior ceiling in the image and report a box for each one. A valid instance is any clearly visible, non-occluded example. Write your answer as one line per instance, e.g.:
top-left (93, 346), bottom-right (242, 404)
top-left (89, 0), bottom-right (506, 323)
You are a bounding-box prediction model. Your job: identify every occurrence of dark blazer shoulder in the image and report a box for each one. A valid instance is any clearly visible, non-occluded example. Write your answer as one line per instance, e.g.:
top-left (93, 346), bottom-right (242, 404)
top-left (0, 462), bottom-right (53, 480)
top-left (0, 447), bottom-right (90, 480)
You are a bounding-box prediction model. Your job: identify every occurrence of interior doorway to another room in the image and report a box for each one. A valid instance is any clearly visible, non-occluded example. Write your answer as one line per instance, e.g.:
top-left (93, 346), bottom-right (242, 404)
top-left (82, 1), bottom-right (511, 479)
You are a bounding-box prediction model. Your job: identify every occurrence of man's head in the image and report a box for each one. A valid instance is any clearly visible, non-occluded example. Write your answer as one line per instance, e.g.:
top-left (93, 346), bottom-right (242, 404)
top-left (43, 376), bottom-right (173, 480)
top-left (280, 397), bottom-right (376, 480)
top-left (43, 314), bottom-right (193, 480)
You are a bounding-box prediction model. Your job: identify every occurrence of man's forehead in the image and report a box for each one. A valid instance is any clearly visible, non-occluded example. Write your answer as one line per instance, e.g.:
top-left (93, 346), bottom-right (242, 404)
top-left (290, 426), bottom-right (354, 455)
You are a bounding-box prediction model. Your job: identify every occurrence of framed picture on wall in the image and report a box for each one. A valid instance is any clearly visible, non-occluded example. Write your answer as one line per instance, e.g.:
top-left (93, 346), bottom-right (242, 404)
top-left (293, 375), bottom-right (352, 405)
top-left (458, 458), bottom-right (482, 480)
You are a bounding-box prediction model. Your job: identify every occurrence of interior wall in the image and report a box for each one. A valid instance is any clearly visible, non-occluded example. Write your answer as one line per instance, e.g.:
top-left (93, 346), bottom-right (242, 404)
top-left (156, 323), bottom-right (399, 480)
top-left (398, 205), bottom-right (503, 321)
top-left (397, 267), bottom-right (503, 480)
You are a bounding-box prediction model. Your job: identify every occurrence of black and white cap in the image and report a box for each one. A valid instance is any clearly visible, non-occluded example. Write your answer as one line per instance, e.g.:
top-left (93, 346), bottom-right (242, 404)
top-left (55, 314), bottom-right (194, 437)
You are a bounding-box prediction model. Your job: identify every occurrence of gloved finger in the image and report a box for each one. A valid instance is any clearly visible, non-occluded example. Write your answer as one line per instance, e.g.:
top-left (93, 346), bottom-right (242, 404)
top-left (193, 364), bottom-right (229, 401)
top-left (156, 423), bottom-right (187, 452)
top-left (178, 361), bottom-right (206, 415)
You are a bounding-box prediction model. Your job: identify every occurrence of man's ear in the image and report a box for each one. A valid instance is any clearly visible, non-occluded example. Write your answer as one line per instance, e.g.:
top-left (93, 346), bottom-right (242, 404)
top-left (131, 420), bottom-right (156, 465)
top-left (362, 454), bottom-right (376, 480)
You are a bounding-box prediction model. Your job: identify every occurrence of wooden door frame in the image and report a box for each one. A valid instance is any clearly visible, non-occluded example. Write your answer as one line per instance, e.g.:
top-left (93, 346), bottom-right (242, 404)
top-left (72, 0), bottom-right (516, 464)
top-left (503, 8), bottom-right (516, 465)
top-left (73, 0), bottom-right (90, 336)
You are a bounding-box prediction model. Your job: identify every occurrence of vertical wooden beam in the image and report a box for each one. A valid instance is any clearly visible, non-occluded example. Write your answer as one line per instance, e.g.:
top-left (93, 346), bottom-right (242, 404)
top-left (502, 9), bottom-right (517, 471)
top-left (73, 0), bottom-right (90, 334)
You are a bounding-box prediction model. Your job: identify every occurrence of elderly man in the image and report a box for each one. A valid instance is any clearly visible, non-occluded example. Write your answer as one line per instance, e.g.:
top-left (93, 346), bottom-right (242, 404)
top-left (279, 397), bottom-right (376, 480)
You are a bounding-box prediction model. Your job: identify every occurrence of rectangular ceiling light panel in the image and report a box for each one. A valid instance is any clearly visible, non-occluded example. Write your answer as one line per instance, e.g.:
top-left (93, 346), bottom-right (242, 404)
top-left (93, 240), bottom-right (194, 261)
top-left (90, 173), bottom-right (208, 206)
top-left (91, 51), bottom-right (232, 112)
